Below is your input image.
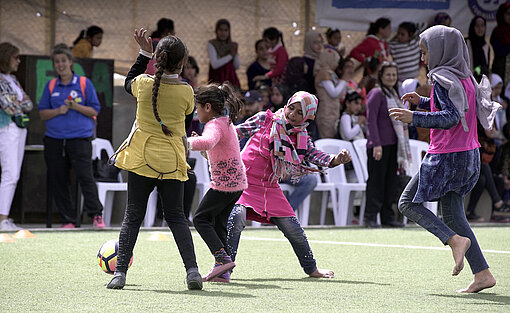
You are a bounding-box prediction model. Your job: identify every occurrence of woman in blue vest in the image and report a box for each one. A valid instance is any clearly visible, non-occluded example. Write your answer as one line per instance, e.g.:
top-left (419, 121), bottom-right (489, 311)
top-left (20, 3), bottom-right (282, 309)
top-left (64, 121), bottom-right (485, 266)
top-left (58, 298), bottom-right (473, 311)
top-left (39, 43), bottom-right (104, 229)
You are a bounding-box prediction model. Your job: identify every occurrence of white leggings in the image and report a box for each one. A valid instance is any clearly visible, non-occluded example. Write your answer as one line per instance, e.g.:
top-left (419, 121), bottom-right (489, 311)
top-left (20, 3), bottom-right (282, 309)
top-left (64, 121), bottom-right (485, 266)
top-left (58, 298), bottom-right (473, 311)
top-left (0, 122), bottom-right (26, 216)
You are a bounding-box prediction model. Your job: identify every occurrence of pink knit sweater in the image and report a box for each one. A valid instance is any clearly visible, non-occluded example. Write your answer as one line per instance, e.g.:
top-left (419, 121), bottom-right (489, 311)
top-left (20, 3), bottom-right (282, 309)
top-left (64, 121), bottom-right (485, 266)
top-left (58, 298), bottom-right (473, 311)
top-left (187, 116), bottom-right (247, 192)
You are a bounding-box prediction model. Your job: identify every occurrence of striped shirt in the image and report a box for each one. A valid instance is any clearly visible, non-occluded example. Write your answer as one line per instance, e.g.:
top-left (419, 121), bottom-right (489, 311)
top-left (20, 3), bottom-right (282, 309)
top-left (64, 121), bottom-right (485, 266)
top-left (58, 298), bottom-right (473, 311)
top-left (235, 111), bottom-right (333, 166)
top-left (388, 36), bottom-right (421, 81)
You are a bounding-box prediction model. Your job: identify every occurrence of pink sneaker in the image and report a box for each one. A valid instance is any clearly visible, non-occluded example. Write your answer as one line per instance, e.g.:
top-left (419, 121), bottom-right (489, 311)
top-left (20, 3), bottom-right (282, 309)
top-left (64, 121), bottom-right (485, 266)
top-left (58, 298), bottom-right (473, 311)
top-left (93, 215), bottom-right (106, 229)
top-left (60, 223), bottom-right (75, 229)
top-left (209, 271), bottom-right (230, 283)
top-left (201, 262), bottom-right (235, 282)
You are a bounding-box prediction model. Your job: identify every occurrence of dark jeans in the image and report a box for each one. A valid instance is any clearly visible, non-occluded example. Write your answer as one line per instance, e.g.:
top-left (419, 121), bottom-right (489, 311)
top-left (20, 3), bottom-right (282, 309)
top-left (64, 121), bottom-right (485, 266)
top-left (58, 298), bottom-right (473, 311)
top-left (399, 174), bottom-right (489, 274)
top-left (116, 171), bottom-right (198, 273)
top-left (226, 204), bottom-right (317, 274)
top-left (43, 136), bottom-right (102, 224)
top-left (365, 144), bottom-right (398, 223)
top-left (466, 163), bottom-right (502, 214)
top-left (193, 189), bottom-right (243, 254)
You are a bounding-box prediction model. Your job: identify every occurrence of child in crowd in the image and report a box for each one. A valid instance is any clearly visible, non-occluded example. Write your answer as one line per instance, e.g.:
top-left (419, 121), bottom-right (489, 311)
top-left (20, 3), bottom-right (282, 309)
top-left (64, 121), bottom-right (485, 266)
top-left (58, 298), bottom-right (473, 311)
top-left (72, 25), bottom-right (103, 58)
top-left (253, 27), bottom-right (289, 86)
top-left (247, 39), bottom-right (271, 90)
top-left (390, 25), bottom-right (499, 293)
top-left (258, 84), bottom-right (270, 110)
top-left (314, 48), bottom-right (348, 138)
top-left (108, 28), bottom-right (202, 290)
top-left (350, 17), bottom-right (391, 64)
top-left (181, 56), bottom-right (199, 88)
top-left (225, 91), bottom-right (351, 282)
top-left (238, 90), bottom-right (264, 150)
top-left (388, 22), bottom-right (423, 81)
top-left (208, 19), bottom-right (240, 87)
top-left (337, 56), bottom-right (366, 105)
top-left (146, 18), bottom-right (175, 75)
top-left (187, 83), bottom-right (247, 283)
top-left (269, 84), bottom-right (292, 112)
top-left (337, 90), bottom-right (365, 141)
top-left (325, 28), bottom-right (345, 56)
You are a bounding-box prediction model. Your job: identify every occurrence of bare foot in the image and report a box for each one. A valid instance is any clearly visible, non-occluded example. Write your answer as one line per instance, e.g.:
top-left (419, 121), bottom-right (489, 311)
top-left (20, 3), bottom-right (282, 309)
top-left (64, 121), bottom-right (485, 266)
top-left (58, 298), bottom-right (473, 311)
top-left (447, 235), bottom-right (471, 276)
top-left (309, 269), bottom-right (334, 278)
top-left (457, 269), bottom-right (496, 293)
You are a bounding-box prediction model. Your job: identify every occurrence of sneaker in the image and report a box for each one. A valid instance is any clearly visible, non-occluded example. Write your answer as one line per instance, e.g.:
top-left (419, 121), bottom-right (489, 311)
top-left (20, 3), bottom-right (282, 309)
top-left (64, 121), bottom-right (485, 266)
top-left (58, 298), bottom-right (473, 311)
top-left (60, 223), bottom-right (75, 229)
top-left (202, 261), bottom-right (236, 282)
top-left (208, 270), bottom-right (230, 283)
top-left (0, 218), bottom-right (20, 231)
top-left (494, 203), bottom-right (510, 213)
top-left (106, 271), bottom-right (126, 289)
top-left (93, 215), bottom-right (106, 229)
top-left (186, 268), bottom-right (203, 290)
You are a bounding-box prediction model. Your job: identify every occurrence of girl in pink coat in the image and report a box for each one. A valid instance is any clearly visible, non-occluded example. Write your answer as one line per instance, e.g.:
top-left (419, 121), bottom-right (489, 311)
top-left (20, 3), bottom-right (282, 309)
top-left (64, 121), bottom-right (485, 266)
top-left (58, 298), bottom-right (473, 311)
top-left (225, 91), bottom-right (351, 281)
top-left (187, 83), bottom-right (247, 283)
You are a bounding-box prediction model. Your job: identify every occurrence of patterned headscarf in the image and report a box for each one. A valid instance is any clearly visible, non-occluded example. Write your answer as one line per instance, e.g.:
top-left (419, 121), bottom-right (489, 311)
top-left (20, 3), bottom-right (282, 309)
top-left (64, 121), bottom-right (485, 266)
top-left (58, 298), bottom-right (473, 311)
top-left (269, 91), bottom-right (318, 182)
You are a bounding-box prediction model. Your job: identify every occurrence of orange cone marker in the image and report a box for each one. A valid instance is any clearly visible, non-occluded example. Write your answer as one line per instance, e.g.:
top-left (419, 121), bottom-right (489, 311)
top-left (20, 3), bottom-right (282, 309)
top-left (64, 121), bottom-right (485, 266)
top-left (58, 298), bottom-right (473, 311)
top-left (0, 233), bottom-right (15, 243)
top-left (147, 232), bottom-right (170, 241)
top-left (12, 230), bottom-right (35, 239)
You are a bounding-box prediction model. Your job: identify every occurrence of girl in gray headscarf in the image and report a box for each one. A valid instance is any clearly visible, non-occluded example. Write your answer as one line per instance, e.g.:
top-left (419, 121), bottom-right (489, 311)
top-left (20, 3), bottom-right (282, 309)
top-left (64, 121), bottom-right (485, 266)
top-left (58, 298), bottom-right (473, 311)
top-left (389, 25), bottom-right (500, 293)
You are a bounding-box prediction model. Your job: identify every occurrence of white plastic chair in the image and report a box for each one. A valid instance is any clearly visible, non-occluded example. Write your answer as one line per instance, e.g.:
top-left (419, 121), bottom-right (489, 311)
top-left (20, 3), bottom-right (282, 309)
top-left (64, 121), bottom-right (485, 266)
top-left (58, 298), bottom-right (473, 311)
top-left (188, 150), bottom-right (210, 204)
top-left (91, 138), bottom-right (157, 227)
top-left (279, 182), bottom-right (312, 226)
top-left (314, 139), bottom-right (366, 226)
top-left (409, 139), bottom-right (438, 217)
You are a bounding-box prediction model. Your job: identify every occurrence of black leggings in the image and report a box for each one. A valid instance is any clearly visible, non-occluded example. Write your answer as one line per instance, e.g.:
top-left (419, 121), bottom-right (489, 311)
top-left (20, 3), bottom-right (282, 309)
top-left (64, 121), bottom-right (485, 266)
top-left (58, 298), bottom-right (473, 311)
top-left (193, 189), bottom-right (243, 255)
top-left (116, 171), bottom-right (198, 273)
top-left (466, 163), bottom-right (502, 214)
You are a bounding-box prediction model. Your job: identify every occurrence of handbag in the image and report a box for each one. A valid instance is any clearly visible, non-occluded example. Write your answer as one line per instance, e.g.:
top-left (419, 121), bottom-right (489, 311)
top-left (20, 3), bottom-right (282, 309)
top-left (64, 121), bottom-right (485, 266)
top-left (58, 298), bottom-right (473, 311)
top-left (11, 113), bottom-right (29, 128)
top-left (93, 157), bottom-right (121, 182)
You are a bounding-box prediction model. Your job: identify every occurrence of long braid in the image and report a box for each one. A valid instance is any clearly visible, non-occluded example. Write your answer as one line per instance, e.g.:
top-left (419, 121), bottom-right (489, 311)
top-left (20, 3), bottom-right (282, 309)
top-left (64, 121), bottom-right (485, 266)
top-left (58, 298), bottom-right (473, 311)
top-left (151, 51), bottom-right (172, 136)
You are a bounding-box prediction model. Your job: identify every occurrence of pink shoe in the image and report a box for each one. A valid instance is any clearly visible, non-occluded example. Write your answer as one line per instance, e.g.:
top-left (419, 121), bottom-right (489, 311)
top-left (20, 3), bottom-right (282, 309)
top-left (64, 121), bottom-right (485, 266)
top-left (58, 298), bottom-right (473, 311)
top-left (201, 262), bottom-right (235, 282)
top-left (93, 215), bottom-right (106, 229)
top-left (209, 271), bottom-right (230, 283)
top-left (60, 223), bottom-right (75, 229)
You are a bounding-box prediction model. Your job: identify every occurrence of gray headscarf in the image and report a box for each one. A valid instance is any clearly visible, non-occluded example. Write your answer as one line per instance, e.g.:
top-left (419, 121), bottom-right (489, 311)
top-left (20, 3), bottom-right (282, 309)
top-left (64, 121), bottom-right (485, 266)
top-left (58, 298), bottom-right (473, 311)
top-left (420, 25), bottom-right (500, 131)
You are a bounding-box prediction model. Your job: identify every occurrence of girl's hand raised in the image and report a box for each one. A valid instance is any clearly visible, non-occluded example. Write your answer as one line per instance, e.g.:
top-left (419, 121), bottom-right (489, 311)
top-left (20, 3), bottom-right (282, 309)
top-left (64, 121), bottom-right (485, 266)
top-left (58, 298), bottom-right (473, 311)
top-left (401, 92), bottom-right (420, 106)
top-left (388, 108), bottom-right (413, 124)
top-left (330, 149), bottom-right (351, 167)
top-left (133, 28), bottom-right (153, 54)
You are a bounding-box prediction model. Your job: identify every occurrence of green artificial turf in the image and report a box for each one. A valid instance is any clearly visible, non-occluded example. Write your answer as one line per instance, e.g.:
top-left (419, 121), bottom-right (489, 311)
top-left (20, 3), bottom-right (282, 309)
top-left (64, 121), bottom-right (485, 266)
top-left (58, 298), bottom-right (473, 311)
top-left (1, 227), bottom-right (509, 312)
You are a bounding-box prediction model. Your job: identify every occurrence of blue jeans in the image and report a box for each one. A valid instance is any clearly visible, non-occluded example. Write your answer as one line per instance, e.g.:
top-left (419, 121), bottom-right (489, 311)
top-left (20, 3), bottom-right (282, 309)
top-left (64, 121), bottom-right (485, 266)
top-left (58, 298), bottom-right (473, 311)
top-left (398, 174), bottom-right (489, 274)
top-left (281, 174), bottom-right (317, 210)
top-left (226, 204), bottom-right (317, 274)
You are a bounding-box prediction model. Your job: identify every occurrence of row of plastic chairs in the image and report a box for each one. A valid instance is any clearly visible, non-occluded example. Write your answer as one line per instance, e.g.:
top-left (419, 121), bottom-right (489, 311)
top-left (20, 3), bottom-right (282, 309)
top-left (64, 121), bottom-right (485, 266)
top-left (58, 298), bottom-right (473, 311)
top-left (90, 137), bottom-right (436, 227)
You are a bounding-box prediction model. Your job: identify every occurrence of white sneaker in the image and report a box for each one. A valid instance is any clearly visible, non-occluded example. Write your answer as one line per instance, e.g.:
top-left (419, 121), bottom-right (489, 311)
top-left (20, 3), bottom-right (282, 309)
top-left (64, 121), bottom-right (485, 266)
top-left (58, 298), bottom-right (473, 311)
top-left (0, 218), bottom-right (20, 231)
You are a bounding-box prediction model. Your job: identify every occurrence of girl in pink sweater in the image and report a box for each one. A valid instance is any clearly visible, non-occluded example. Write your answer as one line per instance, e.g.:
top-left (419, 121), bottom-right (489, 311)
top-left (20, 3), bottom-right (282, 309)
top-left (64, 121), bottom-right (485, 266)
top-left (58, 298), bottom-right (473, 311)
top-left (187, 83), bottom-right (247, 283)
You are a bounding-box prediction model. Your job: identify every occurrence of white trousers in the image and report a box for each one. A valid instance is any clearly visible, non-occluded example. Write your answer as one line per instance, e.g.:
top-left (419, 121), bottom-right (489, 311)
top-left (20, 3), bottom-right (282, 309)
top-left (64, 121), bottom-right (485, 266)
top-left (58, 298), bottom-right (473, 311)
top-left (0, 122), bottom-right (26, 216)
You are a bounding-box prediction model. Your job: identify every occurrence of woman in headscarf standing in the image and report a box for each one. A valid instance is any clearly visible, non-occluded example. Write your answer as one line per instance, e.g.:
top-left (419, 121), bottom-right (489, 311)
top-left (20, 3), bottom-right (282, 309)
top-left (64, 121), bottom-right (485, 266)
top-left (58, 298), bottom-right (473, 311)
top-left (314, 48), bottom-right (347, 138)
top-left (465, 16), bottom-right (492, 80)
top-left (390, 25), bottom-right (500, 293)
top-left (490, 3), bottom-right (510, 85)
top-left (208, 19), bottom-right (240, 87)
top-left (302, 31), bottom-right (323, 94)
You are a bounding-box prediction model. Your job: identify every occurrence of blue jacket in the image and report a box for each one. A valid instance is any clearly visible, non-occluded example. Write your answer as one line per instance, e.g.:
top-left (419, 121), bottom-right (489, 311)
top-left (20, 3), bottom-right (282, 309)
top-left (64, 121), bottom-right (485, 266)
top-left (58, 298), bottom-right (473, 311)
top-left (39, 74), bottom-right (100, 139)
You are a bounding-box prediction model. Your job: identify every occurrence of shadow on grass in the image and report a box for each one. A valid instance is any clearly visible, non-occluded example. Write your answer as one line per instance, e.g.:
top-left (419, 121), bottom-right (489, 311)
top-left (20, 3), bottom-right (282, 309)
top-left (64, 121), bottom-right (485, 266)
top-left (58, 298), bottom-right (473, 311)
top-left (430, 293), bottom-right (510, 306)
top-left (233, 277), bottom-right (390, 286)
top-left (125, 288), bottom-right (256, 298)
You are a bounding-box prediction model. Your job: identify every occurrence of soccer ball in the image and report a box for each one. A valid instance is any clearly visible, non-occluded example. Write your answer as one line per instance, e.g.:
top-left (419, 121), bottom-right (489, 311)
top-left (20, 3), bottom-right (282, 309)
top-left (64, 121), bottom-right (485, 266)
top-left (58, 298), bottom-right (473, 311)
top-left (97, 239), bottom-right (133, 275)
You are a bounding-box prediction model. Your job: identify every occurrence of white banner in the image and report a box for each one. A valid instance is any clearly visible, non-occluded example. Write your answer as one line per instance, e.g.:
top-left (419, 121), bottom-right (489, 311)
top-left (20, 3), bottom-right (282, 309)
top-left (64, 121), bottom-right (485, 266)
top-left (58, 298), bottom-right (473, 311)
top-left (315, 0), bottom-right (509, 35)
